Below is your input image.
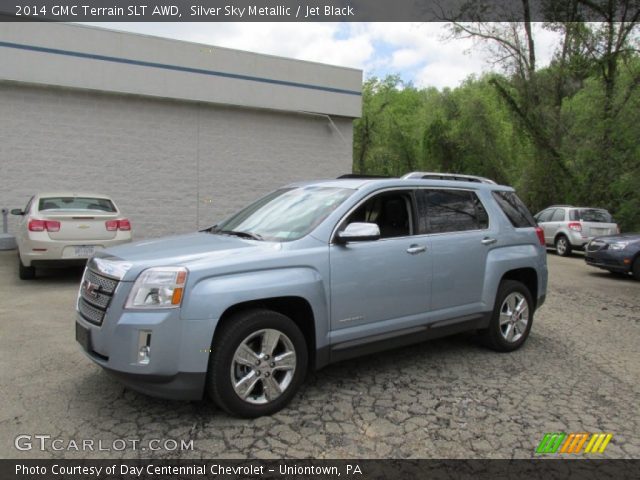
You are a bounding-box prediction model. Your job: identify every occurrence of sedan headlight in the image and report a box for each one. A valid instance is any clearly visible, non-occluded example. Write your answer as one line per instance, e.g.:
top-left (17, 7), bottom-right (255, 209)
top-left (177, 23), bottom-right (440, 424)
top-left (126, 267), bottom-right (188, 309)
top-left (609, 242), bottom-right (629, 251)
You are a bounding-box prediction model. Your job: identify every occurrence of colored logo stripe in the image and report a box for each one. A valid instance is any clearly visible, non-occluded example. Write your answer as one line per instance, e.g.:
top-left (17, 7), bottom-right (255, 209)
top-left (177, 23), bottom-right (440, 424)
top-left (584, 433), bottom-right (613, 453)
top-left (536, 433), bottom-right (566, 453)
top-left (559, 433), bottom-right (589, 453)
top-left (537, 433), bottom-right (613, 454)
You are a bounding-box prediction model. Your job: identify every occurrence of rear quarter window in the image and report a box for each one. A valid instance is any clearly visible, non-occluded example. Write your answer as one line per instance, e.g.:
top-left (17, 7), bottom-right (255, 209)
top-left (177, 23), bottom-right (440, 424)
top-left (492, 191), bottom-right (536, 228)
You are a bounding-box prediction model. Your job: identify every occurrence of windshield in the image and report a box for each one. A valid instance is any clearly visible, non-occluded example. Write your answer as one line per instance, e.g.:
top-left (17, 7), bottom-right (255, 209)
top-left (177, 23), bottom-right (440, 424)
top-left (571, 209), bottom-right (613, 223)
top-left (213, 186), bottom-right (354, 242)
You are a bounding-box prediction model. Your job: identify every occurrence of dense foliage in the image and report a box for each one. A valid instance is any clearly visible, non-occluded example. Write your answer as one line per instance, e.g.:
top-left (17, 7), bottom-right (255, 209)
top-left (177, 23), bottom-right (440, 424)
top-left (353, 17), bottom-right (640, 231)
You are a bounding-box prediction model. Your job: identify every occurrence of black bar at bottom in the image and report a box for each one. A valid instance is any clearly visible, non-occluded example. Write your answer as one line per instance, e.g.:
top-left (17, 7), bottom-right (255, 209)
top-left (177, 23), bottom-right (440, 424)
top-left (1, 459), bottom-right (638, 480)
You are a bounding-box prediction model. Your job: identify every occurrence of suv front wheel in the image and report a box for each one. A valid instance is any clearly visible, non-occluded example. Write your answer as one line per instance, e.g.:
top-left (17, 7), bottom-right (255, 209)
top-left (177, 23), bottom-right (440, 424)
top-left (207, 309), bottom-right (308, 418)
top-left (481, 280), bottom-right (534, 352)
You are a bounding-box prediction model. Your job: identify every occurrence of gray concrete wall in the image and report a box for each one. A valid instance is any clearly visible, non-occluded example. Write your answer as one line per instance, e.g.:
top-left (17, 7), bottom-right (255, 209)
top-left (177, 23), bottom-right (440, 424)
top-left (0, 22), bottom-right (362, 117)
top-left (0, 82), bottom-right (354, 238)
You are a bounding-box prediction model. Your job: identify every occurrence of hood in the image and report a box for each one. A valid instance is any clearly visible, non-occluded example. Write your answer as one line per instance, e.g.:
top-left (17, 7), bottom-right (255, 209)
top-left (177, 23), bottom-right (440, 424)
top-left (91, 232), bottom-right (281, 280)
top-left (593, 233), bottom-right (640, 243)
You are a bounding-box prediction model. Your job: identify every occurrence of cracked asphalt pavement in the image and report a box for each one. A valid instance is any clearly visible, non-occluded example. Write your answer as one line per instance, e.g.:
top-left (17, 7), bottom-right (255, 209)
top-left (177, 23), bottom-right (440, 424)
top-left (0, 250), bottom-right (638, 459)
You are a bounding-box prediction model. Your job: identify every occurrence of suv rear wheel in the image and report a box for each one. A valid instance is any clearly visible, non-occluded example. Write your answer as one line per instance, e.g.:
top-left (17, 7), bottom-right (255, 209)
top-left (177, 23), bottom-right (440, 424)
top-left (481, 280), bottom-right (534, 352)
top-left (207, 309), bottom-right (308, 418)
top-left (555, 235), bottom-right (572, 257)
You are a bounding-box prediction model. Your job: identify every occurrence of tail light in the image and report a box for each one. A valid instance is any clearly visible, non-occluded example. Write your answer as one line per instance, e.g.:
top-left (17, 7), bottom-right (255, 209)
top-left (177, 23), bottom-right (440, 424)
top-left (535, 227), bottom-right (545, 246)
top-left (568, 222), bottom-right (582, 232)
top-left (106, 219), bottom-right (131, 231)
top-left (28, 219), bottom-right (60, 232)
top-left (118, 219), bottom-right (131, 231)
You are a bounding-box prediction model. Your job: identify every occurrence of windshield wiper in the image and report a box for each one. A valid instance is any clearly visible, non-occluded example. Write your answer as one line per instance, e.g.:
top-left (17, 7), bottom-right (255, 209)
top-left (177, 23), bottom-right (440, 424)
top-left (217, 230), bottom-right (264, 241)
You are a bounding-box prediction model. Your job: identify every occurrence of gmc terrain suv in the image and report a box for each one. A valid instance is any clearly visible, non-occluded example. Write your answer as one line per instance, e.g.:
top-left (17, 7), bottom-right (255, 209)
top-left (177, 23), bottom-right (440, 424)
top-left (76, 173), bottom-right (548, 417)
top-left (534, 205), bottom-right (619, 256)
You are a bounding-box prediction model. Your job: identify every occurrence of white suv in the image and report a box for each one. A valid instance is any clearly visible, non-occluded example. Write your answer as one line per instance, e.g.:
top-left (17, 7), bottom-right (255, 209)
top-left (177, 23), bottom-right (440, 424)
top-left (11, 193), bottom-right (132, 279)
top-left (534, 205), bottom-right (619, 256)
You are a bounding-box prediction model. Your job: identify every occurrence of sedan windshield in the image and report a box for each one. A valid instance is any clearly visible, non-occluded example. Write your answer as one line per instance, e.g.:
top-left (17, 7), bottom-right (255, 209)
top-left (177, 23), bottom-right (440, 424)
top-left (213, 186), bottom-right (354, 242)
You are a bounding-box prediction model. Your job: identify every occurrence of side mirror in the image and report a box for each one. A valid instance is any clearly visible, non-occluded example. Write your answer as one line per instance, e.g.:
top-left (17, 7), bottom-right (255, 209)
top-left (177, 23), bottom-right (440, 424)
top-left (336, 222), bottom-right (380, 243)
top-left (10, 209), bottom-right (24, 216)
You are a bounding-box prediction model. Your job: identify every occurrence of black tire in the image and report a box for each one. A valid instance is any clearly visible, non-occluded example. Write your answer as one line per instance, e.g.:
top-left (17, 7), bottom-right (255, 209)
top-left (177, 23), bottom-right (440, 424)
top-left (207, 309), bottom-right (308, 418)
top-left (555, 235), bottom-right (572, 257)
top-left (480, 280), bottom-right (534, 352)
top-left (18, 256), bottom-right (36, 280)
top-left (633, 257), bottom-right (640, 281)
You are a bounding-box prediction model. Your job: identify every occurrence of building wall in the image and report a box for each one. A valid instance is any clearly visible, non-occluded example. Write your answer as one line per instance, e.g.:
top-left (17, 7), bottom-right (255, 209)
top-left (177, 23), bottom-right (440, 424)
top-left (0, 82), bottom-right (354, 238)
top-left (0, 22), bottom-right (361, 117)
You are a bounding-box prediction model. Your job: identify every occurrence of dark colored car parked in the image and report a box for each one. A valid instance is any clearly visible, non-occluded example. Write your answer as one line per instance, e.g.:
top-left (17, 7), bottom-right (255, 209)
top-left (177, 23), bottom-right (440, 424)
top-left (585, 233), bottom-right (640, 280)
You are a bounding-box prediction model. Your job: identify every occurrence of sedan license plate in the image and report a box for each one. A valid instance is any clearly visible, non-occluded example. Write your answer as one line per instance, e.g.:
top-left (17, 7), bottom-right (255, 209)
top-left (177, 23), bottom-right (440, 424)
top-left (74, 245), bottom-right (95, 257)
top-left (75, 322), bottom-right (91, 352)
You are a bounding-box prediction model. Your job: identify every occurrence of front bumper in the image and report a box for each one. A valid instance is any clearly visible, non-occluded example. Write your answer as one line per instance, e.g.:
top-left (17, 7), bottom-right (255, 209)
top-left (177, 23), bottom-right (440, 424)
top-left (75, 277), bottom-right (216, 400)
top-left (584, 250), bottom-right (632, 273)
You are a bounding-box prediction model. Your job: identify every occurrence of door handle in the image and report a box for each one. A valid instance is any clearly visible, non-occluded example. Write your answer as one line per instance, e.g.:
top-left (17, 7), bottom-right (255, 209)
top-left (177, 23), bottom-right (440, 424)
top-left (481, 237), bottom-right (497, 245)
top-left (406, 244), bottom-right (427, 254)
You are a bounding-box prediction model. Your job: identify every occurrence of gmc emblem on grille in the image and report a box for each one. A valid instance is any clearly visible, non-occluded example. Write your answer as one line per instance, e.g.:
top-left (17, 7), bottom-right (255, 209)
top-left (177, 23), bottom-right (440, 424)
top-left (82, 280), bottom-right (100, 298)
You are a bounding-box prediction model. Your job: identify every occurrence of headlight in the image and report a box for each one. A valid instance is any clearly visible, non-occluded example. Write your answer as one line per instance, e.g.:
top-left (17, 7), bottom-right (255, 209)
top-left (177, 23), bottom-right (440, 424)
top-left (126, 267), bottom-right (188, 309)
top-left (609, 241), bottom-right (629, 251)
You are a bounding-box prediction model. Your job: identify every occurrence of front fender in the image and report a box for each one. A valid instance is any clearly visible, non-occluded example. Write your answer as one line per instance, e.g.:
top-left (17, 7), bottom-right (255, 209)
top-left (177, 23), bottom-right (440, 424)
top-left (180, 268), bottom-right (329, 370)
top-left (183, 267), bottom-right (327, 320)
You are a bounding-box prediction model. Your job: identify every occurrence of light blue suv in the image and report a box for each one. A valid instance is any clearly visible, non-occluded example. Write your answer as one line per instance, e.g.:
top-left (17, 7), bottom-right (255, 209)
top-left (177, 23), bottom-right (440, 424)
top-left (76, 172), bottom-right (548, 417)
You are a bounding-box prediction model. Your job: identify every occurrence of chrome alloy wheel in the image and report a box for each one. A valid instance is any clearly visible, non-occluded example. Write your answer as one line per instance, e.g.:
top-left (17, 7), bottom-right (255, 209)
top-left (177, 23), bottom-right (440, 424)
top-left (230, 329), bottom-right (297, 405)
top-left (556, 237), bottom-right (567, 255)
top-left (499, 292), bottom-right (530, 343)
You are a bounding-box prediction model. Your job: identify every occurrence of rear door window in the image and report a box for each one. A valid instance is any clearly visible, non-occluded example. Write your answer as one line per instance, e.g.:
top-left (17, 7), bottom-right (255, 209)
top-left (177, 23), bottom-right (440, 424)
top-left (536, 209), bottom-right (555, 223)
top-left (491, 191), bottom-right (536, 228)
top-left (416, 189), bottom-right (489, 234)
top-left (550, 209), bottom-right (566, 222)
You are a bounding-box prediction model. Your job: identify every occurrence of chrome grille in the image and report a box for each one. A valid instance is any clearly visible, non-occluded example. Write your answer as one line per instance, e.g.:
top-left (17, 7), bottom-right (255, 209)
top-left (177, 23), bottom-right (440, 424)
top-left (81, 289), bottom-right (112, 309)
top-left (84, 269), bottom-right (118, 294)
top-left (78, 269), bottom-right (119, 326)
top-left (78, 298), bottom-right (106, 325)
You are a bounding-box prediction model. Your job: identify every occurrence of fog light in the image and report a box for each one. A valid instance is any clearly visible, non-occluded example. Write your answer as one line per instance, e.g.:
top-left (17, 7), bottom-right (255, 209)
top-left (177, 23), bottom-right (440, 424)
top-left (137, 331), bottom-right (152, 365)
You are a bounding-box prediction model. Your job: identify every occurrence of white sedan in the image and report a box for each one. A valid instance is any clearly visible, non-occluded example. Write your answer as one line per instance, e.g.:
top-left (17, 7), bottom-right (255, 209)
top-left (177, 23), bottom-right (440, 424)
top-left (11, 192), bottom-right (132, 279)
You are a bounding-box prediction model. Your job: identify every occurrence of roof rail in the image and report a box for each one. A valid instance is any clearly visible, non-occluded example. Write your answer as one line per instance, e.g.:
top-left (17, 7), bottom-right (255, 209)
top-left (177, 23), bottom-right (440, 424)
top-left (337, 174), bottom-right (393, 179)
top-left (401, 171), bottom-right (497, 184)
top-left (549, 204), bottom-right (574, 208)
